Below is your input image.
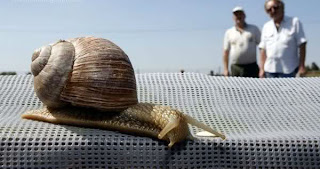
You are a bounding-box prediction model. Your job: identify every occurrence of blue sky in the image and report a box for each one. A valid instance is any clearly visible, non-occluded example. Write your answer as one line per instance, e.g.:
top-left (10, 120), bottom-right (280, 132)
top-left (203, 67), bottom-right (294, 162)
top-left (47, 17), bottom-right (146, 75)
top-left (0, 0), bottom-right (319, 74)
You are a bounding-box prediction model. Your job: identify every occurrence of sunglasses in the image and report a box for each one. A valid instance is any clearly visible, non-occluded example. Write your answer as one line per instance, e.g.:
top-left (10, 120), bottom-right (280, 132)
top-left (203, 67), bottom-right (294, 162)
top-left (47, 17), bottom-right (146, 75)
top-left (266, 5), bottom-right (280, 13)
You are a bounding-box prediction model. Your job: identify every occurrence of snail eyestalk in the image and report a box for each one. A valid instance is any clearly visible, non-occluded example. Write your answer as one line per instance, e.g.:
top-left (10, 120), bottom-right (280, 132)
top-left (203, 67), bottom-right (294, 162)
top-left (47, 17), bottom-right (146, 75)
top-left (184, 114), bottom-right (226, 140)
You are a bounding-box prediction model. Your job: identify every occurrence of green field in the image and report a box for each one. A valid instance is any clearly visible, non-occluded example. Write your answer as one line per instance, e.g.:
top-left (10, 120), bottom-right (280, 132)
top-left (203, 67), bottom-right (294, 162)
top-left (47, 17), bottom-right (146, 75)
top-left (305, 71), bottom-right (320, 77)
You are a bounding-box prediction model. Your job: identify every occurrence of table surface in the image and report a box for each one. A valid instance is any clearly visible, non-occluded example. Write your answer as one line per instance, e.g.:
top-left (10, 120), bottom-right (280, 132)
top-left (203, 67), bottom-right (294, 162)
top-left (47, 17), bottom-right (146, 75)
top-left (1, 73), bottom-right (320, 168)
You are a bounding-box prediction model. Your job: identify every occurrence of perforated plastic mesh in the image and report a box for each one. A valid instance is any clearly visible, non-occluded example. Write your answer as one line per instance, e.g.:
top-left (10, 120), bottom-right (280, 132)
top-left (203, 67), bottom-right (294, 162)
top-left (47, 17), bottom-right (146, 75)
top-left (1, 73), bottom-right (320, 168)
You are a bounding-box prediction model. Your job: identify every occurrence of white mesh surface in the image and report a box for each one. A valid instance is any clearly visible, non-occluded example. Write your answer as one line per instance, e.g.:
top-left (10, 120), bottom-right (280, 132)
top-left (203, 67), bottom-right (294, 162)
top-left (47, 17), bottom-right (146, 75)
top-left (1, 73), bottom-right (320, 168)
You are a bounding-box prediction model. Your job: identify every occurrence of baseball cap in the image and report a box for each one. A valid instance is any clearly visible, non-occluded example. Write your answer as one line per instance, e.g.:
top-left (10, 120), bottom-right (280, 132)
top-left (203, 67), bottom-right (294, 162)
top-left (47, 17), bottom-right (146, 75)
top-left (232, 6), bottom-right (244, 13)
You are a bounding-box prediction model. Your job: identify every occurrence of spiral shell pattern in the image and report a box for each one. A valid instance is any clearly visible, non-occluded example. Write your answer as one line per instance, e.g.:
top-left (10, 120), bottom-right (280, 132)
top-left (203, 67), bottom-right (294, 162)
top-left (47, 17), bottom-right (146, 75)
top-left (31, 37), bottom-right (138, 111)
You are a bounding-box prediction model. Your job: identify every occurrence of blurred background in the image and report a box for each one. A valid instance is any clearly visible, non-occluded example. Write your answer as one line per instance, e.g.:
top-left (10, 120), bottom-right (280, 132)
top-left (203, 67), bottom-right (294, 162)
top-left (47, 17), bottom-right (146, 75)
top-left (0, 0), bottom-right (319, 76)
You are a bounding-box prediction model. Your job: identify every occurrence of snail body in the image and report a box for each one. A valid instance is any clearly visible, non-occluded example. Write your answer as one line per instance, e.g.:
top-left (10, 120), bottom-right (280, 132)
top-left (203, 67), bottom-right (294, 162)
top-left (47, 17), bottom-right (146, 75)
top-left (23, 37), bottom-right (225, 147)
top-left (23, 103), bottom-right (225, 147)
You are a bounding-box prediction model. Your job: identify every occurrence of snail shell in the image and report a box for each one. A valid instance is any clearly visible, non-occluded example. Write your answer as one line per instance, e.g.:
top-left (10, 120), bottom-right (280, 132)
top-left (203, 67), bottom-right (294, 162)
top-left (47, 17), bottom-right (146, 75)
top-left (31, 37), bottom-right (137, 111)
top-left (24, 37), bottom-right (226, 147)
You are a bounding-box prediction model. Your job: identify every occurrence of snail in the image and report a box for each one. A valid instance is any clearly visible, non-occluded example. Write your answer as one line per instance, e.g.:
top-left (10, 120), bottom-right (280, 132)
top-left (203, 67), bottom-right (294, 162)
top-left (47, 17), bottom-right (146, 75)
top-left (22, 37), bottom-right (226, 147)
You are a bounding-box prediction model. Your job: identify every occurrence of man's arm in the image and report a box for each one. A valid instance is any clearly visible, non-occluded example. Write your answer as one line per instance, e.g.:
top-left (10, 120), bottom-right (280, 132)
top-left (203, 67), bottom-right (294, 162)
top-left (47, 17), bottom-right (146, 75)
top-left (222, 30), bottom-right (230, 77)
top-left (255, 26), bottom-right (261, 45)
top-left (259, 49), bottom-right (267, 78)
top-left (223, 49), bottom-right (229, 77)
top-left (297, 42), bottom-right (307, 77)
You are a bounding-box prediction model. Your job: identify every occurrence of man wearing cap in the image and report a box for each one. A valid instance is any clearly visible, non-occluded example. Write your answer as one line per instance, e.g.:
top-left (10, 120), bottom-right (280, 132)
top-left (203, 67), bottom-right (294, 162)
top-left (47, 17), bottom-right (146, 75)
top-left (223, 6), bottom-right (261, 77)
top-left (259, 0), bottom-right (307, 78)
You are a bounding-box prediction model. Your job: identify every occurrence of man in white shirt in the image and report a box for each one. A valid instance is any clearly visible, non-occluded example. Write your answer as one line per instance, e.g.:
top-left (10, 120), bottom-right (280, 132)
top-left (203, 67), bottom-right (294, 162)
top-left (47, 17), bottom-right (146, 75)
top-left (223, 6), bottom-right (261, 77)
top-left (259, 0), bottom-right (307, 78)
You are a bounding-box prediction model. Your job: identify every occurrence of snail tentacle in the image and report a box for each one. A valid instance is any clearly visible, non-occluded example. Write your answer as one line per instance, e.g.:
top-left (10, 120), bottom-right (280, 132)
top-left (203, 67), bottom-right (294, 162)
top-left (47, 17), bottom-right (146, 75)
top-left (184, 114), bottom-right (226, 140)
top-left (158, 118), bottom-right (179, 139)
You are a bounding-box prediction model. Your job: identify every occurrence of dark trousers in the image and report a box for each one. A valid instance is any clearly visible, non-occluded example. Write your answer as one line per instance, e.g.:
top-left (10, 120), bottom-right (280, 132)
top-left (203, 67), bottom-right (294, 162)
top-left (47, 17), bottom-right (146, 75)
top-left (231, 62), bottom-right (259, 78)
top-left (265, 67), bottom-right (298, 78)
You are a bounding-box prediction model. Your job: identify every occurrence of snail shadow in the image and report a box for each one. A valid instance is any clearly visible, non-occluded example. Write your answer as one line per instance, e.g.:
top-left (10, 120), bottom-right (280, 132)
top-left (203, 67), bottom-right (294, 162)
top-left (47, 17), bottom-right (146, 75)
top-left (50, 123), bottom-right (196, 168)
top-left (20, 115), bottom-right (228, 168)
top-left (161, 138), bottom-right (227, 167)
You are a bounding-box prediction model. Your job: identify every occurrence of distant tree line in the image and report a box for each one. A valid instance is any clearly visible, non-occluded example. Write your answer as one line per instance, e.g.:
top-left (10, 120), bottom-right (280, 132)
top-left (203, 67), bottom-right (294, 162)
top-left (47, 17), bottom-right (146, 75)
top-left (0, 72), bottom-right (32, 75)
top-left (0, 72), bottom-right (17, 75)
top-left (206, 62), bottom-right (319, 76)
top-left (306, 62), bottom-right (319, 71)
top-left (208, 70), bottom-right (223, 76)
top-left (1, 63), bottom-right (320, 76)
